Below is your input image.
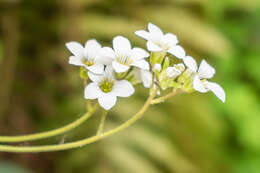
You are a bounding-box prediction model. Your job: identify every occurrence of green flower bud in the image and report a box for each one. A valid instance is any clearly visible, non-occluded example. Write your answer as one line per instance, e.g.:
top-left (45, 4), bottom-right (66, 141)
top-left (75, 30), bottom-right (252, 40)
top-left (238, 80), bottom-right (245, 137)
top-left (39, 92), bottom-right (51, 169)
top-left (178, 69), bottom-right (195, 93)
top-left (150, 51), bottom-right (166, 66)
top-left (80, 67), bottom-right (88, 79)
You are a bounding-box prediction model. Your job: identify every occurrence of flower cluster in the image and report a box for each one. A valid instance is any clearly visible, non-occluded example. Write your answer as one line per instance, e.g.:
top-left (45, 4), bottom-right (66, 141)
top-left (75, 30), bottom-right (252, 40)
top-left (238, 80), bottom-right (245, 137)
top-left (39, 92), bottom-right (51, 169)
top-left (66, 23), bottom-right (225, 110)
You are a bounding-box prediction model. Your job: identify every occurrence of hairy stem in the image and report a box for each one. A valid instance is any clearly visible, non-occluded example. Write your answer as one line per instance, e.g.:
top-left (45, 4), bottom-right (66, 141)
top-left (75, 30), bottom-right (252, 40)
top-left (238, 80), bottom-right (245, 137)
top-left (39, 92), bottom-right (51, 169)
top-left (0, 89), bottom-right (157, 153)
top-left (0, 104), bottom-right (98, 143)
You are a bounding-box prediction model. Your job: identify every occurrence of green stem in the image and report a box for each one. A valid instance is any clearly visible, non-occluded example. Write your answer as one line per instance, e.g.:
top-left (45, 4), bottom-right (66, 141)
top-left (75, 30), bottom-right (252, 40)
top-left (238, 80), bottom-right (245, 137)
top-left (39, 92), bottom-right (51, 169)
top-left (0, 89), bottom-right (157, 153)
top-left (96, 110), bottom-right (107, 136)
top-left (151, 88), bottom-right (179, 104)
top-left (0, 104), bottom-right (98, 143)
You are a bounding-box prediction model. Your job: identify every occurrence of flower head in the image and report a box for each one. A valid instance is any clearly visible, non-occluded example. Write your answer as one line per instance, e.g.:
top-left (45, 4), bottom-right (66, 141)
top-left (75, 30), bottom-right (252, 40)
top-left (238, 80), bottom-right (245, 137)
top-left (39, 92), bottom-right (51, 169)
top-left (66, 40), bottom-right (106, 74)
top-left (135, 23), bottom-right (185, 59)
top-left (100, 36), bottom-right (150, 73)
top-left (84, 66), bottom-right (135, 110)
top-left (183, 56), bottom-right (225, 102)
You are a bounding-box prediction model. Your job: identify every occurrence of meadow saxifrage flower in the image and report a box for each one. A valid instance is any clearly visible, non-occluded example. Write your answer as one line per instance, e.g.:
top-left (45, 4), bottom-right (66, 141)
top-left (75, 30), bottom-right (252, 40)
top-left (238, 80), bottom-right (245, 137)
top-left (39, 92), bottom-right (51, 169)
top-left (100, 36), bottom-right (150, 73)
top-left (183, 56), bottom-right (226, 102)
top-left (84, 66), bottom-right (135, 110)
top-left (66, 39), bottom-right (106, 74)
top-left (135, 23), bottom-right (185, 59)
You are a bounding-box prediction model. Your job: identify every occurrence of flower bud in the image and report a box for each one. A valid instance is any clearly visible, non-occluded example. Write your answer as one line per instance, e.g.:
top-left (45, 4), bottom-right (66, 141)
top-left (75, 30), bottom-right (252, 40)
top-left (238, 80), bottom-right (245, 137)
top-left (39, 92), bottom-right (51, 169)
top-left (150, 52), bottom-right (166, 66)
top-left (153, 63), bottom-right (162, 72)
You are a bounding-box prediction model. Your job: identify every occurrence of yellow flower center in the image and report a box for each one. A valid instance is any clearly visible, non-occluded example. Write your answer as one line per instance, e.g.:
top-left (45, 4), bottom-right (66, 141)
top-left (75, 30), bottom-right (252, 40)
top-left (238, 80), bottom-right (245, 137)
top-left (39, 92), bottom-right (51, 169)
top-left (99, 79), bottom-right (114, 93)
top-left (82, 58), bottom-right (94, 66)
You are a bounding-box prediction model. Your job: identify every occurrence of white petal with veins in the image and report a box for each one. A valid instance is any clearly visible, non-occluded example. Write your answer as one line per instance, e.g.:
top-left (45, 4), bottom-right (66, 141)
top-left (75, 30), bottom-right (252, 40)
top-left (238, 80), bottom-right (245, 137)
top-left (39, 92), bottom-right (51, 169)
top-left (147, 41), bottom-right (162, 52)
top-left (112, 61), bottom-right (130, 73)
top-left (113, 80), bottom-right (135, 97)
top-left (66, 42), bottom-right (84, 57)
top-left (86, 64), bottom-right (104, 74)
top-left (131, 47), bottom-right (149, 60)
top-left (193, 75), bottom-right (208, 93)
top-left (69, 56), bottom-right (83, 66)
top-left (98, 94), bottom-right (117, 110)
top-left (168, 45), bottom-right (185, 59)
top-left (132, 59), bottom-right (150, 70)
top-left (84, 83), bottom-right (102, 99)
top-left (113, 36), bottom-right (131, 54)
top-left (198, 60), bottom-right (216, 79)
top-left (205, 81), bottom-right (225, 102)
top-left (184, 56), bottom-right (198, 72)
top-left (135, 30), bottom-right (151, 40)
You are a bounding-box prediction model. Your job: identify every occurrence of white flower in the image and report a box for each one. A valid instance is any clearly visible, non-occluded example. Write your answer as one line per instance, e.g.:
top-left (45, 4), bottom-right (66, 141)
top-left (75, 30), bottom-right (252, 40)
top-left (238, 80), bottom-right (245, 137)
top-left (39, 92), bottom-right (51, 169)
top-left (135, 23), bottom-right (185, 59)
top-left (66, 40), bottom-right (106, 74)
top-left (100, 36), bottom-right (150, 73)
top-left (166, 63), bottom-right (185, 78)
top-left (84, 66), bottom-right (135, 110)
top-left (183, 56), bottom-right (225, 102)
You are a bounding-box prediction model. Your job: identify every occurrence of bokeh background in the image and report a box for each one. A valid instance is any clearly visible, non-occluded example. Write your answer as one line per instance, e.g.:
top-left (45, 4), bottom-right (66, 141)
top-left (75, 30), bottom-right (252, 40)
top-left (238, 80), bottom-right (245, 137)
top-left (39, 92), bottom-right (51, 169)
top-left (0, 0), bottom-right (260, 173)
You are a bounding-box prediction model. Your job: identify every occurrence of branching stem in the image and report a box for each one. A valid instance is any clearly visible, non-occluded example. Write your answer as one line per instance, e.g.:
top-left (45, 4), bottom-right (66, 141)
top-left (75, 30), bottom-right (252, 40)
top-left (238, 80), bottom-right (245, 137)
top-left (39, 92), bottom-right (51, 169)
top-left (151, 88), bottom-right (180, 104)
top-left (0, 89), bottom-right (157, 153)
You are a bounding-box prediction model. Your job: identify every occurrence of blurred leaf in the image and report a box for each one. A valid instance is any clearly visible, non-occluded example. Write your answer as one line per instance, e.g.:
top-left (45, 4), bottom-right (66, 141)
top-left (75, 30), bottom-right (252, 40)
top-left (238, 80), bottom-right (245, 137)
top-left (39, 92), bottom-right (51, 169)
top-left (0, 162), bottom-right (32, 173)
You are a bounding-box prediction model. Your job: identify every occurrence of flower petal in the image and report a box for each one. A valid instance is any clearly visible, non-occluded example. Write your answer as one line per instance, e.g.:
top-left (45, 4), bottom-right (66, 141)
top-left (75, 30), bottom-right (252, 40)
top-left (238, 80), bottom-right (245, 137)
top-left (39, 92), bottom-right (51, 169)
top-left (69, 56), bottom-right (83, 66)
top-left (66, 42), bottom-right (84, 57)
top-left (205, 81), bottom-right (225, 102)
top-left (168, 45), bottom-right (185, 59)
top-left (84, 82), bottom-right (102, 99)
top-left (163, 33), bottom-right (178, 47)
top-left (85, 39), bottom-right (101, 49)
top-left (135, 30), bottom-right (151, 40)
top-left (113, 36), bottom-right (131, 54)
top-left (86, 64), bottom-right (104, 74)
top-left (131, 47), bottom-right (149, 60)
top-left (183, 56), bottom-right (198, 72)
top-left (98, 94), bottom-right (117, 110)
top-left (132, 59), bottom-right (150, 70)
top-left (147, 41), bottom-right (162, 52)
top-left (112, 61), bottom-right (130, 73)
top-left (148, 23), bottom-right (164, 38)
top-left (112, 80), bottom-right (135, 97)
top-left (193, 75), bottom-right (208, 93)
top-left (141, 70), bottom-right (152, 88)
top-left (88, 71), bottom-right (102, 82)
top-left (98, 47), bottom-right (115, 65)
top-left (198, 59), bottom-right (216, 79)
top-left (103, 65), bottom-right (115, 80)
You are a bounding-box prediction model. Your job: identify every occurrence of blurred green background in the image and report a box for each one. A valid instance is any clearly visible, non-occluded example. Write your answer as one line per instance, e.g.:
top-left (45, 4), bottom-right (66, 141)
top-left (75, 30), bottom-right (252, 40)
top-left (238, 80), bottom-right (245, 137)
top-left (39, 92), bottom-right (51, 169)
top-left (0, 0), bottom-right (260, 173)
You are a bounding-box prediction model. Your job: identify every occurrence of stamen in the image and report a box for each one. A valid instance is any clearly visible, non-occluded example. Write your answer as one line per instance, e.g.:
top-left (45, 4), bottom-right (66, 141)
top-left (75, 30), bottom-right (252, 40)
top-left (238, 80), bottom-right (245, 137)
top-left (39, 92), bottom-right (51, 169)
top-left (82, 57), bottom-right (94, 66)
top-left (116, 55), bottom-right (133, 66)
top-left (99, 78), bottom-right (114, 93)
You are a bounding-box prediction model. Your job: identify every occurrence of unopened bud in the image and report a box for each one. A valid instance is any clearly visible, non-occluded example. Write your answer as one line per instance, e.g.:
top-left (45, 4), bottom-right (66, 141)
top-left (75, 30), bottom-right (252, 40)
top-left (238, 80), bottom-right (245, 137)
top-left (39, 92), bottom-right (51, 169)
top-left (153, 63), bottom-right (162, 72)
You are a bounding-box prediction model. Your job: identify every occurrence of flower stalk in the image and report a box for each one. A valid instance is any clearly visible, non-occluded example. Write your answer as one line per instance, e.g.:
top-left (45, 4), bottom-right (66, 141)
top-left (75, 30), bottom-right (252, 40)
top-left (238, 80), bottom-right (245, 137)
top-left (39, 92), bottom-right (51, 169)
top-left (96, 110), bottom-right (107, 136)
top-left (0, 104), bottom-right (98, 143)
top-left (0, 89), bottom-right (158, 153)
